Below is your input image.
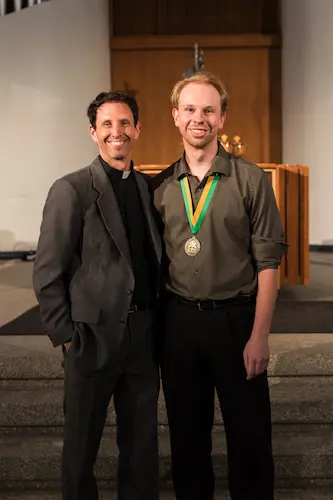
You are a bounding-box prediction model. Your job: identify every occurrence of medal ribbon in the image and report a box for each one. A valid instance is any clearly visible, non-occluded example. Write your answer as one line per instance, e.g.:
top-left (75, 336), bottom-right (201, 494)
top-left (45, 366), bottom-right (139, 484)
top-left (180, 173), bottom-right (220, 234)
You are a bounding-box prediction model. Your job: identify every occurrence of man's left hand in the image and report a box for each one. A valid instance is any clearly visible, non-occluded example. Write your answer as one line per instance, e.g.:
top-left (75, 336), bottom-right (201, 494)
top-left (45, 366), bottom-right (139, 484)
top-left (243, 333), bottom-right (270, 380)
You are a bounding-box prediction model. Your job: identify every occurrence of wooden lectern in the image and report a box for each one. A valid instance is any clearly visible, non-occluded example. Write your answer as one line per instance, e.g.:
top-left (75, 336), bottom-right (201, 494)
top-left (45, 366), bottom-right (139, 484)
top-left (135, 163), bottom-right (310, 288)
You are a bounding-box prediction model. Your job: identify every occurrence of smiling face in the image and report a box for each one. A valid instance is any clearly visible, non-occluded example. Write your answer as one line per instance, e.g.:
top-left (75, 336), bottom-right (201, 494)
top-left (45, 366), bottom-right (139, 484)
top-left (172, 82), bottom-right (226, 150)
top-left (90, 101), bottom-right (140, 164)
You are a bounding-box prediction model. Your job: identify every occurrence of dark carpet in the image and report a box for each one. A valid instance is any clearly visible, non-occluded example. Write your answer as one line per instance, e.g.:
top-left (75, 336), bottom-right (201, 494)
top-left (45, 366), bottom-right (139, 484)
top-left (0, 301), bottom-right (332, 334)
top-left (271, 301), bottom-right (333, 333)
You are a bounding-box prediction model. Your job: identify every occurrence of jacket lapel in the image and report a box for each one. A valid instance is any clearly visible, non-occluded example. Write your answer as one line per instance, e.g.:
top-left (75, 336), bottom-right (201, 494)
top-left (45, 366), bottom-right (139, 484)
top-left (90, 158), bottom-right (132, 270)
top-left (134, 171), bottom-right (162, 265)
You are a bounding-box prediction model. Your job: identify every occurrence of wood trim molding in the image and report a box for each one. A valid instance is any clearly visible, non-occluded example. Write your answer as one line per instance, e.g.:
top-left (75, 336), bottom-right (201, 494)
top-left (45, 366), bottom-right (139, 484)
top-left (135, 163), bottom-right (289, 176)
top-left (110, 34), bottom-right (281, 51)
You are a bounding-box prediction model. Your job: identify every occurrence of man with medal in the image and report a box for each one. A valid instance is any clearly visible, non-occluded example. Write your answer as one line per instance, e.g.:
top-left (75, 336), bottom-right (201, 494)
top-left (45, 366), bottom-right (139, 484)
top-left (153, 71), bottom-right (288, 500)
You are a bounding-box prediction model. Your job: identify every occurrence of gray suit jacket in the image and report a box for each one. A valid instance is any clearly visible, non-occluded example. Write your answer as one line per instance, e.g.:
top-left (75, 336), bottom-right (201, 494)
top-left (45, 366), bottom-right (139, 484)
top-left (33, 157), bottom-right (162, 369)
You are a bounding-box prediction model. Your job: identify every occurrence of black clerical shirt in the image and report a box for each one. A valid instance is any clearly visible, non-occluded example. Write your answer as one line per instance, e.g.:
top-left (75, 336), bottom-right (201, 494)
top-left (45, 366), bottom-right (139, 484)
top-left (99, 156), bottom-right (155, 307)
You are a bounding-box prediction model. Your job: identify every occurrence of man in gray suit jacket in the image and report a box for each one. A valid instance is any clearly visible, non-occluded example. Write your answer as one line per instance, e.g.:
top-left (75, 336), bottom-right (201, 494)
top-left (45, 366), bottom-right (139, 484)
top-left (33, 91), bottom-right (162, 500)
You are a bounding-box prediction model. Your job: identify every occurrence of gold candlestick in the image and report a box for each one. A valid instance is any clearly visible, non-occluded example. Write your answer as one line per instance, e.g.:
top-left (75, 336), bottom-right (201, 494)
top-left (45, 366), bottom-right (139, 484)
top-left (232, 135), bottom-right (246, 158)
top-left (220, 134), bottom-right (232, 153)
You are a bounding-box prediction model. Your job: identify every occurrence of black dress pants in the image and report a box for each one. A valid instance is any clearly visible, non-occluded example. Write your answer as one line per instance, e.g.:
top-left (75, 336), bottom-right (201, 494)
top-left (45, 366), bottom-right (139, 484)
top-left (161, 296), bottom-right (274, 500)
top-left (61, 308), bottom-right (160, 500)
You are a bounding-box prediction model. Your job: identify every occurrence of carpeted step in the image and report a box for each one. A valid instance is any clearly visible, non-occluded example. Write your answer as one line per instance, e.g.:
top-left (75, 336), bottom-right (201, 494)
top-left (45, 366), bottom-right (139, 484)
top-left (269, 334), bottom-right (333, 376)
top-left (0, 425), bottom-right (333, 489)
top-left (1, 376), bottom-right (333, 429)
top-left (0, 336), bottom-right (63, 379)
top-left (1, 334), bottom-right (333, 379)
top-left (1, 296), bottom-right (333, 335)
top-left (1, 488), bottom-right (333, 500)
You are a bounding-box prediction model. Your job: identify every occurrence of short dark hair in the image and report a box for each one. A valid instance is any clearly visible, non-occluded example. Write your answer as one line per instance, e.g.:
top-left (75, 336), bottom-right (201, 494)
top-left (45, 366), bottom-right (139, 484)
top-left (87, 91), bottom-right (139, 129)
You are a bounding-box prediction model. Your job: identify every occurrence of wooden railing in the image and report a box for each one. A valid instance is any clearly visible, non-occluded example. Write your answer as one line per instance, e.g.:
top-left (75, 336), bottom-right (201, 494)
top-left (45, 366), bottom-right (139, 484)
top-left (135, 163), bottom-right (310, 287)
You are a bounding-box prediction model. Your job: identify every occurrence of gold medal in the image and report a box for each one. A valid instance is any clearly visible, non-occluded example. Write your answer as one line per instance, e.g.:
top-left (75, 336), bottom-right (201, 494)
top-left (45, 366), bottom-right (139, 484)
top-left (180, 173), bottom-right (220, 257)
top-left (184, 236), bottom-right (201, 256)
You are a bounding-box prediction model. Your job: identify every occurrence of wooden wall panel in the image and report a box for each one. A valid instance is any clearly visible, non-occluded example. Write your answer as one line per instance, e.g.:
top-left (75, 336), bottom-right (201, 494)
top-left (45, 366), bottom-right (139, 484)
top-left (262, 0), bottom-right (281, 34)
top-left (268, 48), bottom-right (282, 163)
top-left (111, 0), bottom-right (281, 36)
top-left (111, 36), bottom-right (280, 165)
top-left (215, 0), bottom-right (264, 35)
top-left (111, 49), bottom-right (188, 164)
top-left (112, 0), bottom-right (158, 35)
top-left (203, 49), bottom-right (270, 163)
top-left (158, 0), bottom-right (221, 35)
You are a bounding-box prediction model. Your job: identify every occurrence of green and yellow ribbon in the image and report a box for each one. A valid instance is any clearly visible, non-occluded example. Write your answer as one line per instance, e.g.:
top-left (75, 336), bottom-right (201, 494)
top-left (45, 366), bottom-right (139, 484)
top-left (180, 173), bottom-right (220, 234)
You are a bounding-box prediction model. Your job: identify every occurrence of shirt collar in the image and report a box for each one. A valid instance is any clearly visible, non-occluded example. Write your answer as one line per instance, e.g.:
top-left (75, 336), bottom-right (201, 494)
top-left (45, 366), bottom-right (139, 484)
top-left (99, 155), bottom-right (133, 183)
top-left (176, 142), bottom-right (230, 179)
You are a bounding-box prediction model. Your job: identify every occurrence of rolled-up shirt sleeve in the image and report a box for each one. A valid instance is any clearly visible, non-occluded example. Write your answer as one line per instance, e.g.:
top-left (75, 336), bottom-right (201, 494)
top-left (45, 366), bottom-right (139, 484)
top-left (249, 169), bottom-right (288, 272)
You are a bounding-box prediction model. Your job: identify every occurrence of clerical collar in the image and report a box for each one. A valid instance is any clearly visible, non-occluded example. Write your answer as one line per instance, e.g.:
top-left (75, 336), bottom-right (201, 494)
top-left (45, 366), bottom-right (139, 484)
top-left (122, 170), bottom-right (131, 179)
top-left (99, 155), bottom-right (133, 182)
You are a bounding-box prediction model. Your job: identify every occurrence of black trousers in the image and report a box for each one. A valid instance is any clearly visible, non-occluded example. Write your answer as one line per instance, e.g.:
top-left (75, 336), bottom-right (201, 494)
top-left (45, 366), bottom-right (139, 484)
top-left (161, 296), bottom-right (274, 500)
top-left (61, 308), bottom-right (160, 500)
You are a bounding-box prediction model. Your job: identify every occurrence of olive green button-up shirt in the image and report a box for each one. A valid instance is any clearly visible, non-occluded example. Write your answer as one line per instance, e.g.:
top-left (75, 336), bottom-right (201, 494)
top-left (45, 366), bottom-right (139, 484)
top-left (152, 144), bottom-right (288, 300)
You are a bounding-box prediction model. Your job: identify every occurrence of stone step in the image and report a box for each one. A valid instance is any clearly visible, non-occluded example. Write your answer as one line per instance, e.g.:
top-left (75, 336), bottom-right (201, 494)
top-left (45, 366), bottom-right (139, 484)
top-left (1, 376), bottom-right (333, 428)
top-left (1, 334), bottom-right (333, 379)
top-left (0, 425), bottom-right (332, 488)
top-left (1, 488), bottom-right (333, 500)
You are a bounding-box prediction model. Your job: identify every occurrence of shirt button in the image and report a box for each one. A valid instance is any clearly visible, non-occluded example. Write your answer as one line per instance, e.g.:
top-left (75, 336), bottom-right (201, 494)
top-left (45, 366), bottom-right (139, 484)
top-left (120, 317), bottom-right (127, 323)
top-left (126, 289), bottom-right (133, 295)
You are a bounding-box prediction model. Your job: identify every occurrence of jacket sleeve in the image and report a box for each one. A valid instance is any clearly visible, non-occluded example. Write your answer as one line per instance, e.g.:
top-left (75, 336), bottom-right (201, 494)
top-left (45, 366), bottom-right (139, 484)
top-left (33, 178), bottom-right (82, 347)
top-left (249, 169), bottom-right (288, 272)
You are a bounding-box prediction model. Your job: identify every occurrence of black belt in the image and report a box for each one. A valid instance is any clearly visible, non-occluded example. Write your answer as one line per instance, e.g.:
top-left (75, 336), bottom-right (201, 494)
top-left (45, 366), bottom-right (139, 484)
top-left (176, 294), bottom-right (255, 311)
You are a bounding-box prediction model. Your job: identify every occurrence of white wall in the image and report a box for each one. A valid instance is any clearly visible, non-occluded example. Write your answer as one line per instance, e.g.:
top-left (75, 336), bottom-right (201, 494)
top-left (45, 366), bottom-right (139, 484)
top-left (0, 0), bottom-right (110, 250)
top-left (282, 0), bottom-right (333, 245)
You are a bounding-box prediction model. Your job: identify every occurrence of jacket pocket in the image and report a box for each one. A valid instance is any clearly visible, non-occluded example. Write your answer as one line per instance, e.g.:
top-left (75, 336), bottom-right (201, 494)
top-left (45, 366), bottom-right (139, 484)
top-left (70, 304), bottom-right (100, 324)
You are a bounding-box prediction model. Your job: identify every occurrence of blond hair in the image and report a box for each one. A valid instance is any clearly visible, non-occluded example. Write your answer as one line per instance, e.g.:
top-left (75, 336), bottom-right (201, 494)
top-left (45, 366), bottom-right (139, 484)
top-left (170, 71), bottom-right (229, 113)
